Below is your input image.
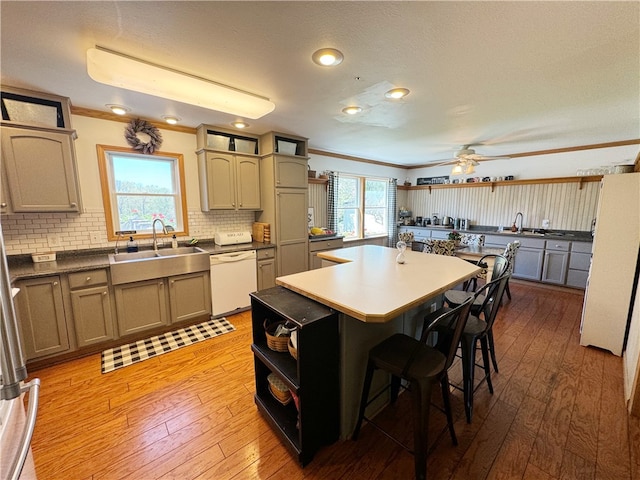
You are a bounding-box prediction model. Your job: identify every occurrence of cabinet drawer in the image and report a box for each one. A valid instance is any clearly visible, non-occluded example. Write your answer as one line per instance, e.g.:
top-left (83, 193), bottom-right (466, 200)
top-left (257, 248), bottom-right (275, 260)
top-left (545, 240), bottom-right (571, 251)
top-left (571, 241), bottom-right (592, 254)
top-left (68, 269), bottom-right (108, 289)
top-left (309, 238), bottom-right (344, 252)
top-left (566, 269), bottom-right (589, 289)
top-left (569, 251), bottom-right (591, 270)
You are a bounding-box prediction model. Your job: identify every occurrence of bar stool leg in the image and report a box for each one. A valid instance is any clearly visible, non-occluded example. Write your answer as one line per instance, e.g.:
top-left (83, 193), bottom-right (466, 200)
top-left (460, 335), bottom-right (475, 423)
top-left (487, 330), bottom-right (499, 373)
top-left (440, 374), bottom-right (457, 445)
top-left (390, 374), bottom-right (402, 404)
top-left (479, 337), bottom-right (493, 394)
top-left (352, 360), bottom-right (375, 440)
top-left (411, 380), bottom-right (431, 480)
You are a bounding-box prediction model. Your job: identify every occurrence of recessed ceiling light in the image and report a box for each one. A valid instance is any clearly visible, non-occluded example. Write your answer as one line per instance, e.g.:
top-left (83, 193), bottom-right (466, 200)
top-left (385, 88), bottom-right (410, 99)
top-left (106, 104), bottom-right (130, 115)
top-left (231, 121), bottom-right (249, 129)
top-left (162, 115), bottom-right (180, 125)
top-left (342, 106), bottom-right (362, 115)
top-left (312, 48), bottom-right (344, 67)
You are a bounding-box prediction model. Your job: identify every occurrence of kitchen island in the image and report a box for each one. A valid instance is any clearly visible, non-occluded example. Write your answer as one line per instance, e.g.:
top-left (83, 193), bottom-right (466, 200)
top-left (272, 245), bottom-right (480, 440)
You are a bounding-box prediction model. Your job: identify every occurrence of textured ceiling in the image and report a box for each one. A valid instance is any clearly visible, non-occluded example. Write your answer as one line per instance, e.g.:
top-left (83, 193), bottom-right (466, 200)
top-left (1, 1), bottom-right (638, 166)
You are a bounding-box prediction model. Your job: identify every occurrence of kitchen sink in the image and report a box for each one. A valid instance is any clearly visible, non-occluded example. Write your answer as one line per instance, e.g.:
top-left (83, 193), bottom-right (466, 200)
top-left (497, 230), bottom-right (544, 236)
top-left (109, 246), bottom-right (210, 285)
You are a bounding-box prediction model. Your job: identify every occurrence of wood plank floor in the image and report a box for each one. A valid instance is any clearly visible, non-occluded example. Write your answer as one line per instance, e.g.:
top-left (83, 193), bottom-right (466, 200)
top-left (26, 281), bottom-right (640, 479)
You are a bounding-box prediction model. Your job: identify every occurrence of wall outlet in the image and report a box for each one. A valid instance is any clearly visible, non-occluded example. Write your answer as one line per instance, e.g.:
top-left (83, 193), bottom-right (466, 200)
top-left (47, 235), bottom-right (61, 248)
top-left (89, 232), bottom-right (101, 245)
top-left (542, 219), bottom-right (550, 228)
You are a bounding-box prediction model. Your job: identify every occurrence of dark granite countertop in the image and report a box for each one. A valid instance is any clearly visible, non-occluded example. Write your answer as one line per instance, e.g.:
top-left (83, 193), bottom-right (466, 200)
top-left (7, 240), bottom-right (274, 282)
top-left (398, 224), bottom-right (593, 243)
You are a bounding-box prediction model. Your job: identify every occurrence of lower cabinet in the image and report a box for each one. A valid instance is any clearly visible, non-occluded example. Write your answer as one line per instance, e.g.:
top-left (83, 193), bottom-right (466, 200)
top-left (68, 269), bottom-right (115, 347)
top-left (541, 240), bottom-right (570, 285)
top-left (257, 247), bottom-right (276, 290)
top-left (566, 241), bottom-right (592, 289)
top-left (114, 279), bottom-right (169, 337)
top-left (309, 237), bottom-right (344, 270)
top-left (168, 271), bottom-right (211, 324)
top-left (250, 286), bottom-right (339, 466)
top-left (16, 276), bottom-right (70, 360)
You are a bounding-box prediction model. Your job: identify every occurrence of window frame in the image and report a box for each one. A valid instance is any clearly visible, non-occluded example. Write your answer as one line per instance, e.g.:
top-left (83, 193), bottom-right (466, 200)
top-left (97, 144), bottom-right (189, 241)
top-left (336, 174), bottom-right (389, 240)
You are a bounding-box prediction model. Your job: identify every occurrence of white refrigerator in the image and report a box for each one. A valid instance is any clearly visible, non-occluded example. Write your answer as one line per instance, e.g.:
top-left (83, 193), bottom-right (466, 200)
top-left (580, 172), bottom-right (640, 356)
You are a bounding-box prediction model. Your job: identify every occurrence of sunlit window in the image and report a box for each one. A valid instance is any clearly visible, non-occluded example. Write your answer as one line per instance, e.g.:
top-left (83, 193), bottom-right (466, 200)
top-left (97, 145), bottom-right (188, 241)
top-left (336, 175), bottom-right (389, 239)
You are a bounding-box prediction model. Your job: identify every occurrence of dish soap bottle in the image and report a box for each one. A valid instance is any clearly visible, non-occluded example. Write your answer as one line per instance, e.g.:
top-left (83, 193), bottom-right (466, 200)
top-left (171, 235), bottom-right (178, 249)
top-left (126, 236), bottom-right (138, 253)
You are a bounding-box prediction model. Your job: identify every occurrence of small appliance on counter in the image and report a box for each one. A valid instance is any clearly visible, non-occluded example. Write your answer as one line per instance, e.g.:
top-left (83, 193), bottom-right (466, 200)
top-left (214, 231), bottom-right (252, 246)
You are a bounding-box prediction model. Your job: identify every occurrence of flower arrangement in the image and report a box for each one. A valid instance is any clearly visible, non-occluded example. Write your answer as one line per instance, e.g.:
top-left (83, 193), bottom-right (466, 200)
top-left (448, 231), bottom-right (461, 241)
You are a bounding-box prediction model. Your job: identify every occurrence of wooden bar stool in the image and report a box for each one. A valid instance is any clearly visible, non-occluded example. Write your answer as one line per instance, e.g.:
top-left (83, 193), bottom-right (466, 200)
top-left (352, 296), bottom-right (474, 480)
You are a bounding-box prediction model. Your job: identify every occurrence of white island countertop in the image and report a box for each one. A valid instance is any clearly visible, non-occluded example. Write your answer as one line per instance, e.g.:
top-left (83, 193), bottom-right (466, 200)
top-left (276, 245), bottom-right (480, 323)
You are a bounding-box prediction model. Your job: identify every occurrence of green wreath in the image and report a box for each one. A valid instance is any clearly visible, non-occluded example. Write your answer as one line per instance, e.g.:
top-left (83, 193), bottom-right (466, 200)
top-left (124, 118), bottom-right (163, 154)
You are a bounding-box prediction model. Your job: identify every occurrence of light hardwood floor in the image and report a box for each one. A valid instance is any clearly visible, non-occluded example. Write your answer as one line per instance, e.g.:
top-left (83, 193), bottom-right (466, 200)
top-left (26, 282), bottom-right (640, 479)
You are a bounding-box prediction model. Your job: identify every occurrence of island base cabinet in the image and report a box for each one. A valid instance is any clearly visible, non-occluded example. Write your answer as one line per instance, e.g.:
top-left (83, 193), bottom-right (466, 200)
top-left (250, 287), bottom-right (339, 466)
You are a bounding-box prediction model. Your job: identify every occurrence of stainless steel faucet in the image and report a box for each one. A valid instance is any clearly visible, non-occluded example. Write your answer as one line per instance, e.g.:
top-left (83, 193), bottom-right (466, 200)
top-left (152, 218), bottom-right (168, 252)
top-left (513, 212), bottom-right (524, 233)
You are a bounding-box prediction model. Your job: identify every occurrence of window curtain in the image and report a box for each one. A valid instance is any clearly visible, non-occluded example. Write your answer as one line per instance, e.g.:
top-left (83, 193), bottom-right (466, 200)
top-left (327, 171), bottom-right (339, 233)
top-left (387, 178), bottom-right (398, 247)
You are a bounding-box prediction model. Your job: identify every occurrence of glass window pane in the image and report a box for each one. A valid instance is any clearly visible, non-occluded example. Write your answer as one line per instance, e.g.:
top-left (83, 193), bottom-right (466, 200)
top-left (112, 155), bottom-right (175, 193)
top-left (115, 195), bottom-right (177, 232)
top-left (338, 177), bottom-right (359, 208)
top-left (364, 207), bottom-right (387, 237)
top-left (337, 208), bottom-right (359, 238)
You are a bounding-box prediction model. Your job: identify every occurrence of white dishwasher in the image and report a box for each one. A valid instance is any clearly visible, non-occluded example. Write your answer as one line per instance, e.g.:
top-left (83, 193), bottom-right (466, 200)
top-left (210, 250), bottom-right (257, 316)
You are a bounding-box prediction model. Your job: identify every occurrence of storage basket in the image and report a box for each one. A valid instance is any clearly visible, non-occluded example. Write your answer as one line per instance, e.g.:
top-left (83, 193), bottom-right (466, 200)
top-left (264, 319), bottom-right (290, 352)
top-left (288, 337), bottom-right (298, 360)
top-left (267, 373), bottom-right (292, 405)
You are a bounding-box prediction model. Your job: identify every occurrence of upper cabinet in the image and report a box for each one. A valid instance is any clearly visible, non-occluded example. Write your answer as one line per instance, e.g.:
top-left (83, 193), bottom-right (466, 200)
top-left (0, 86), bottom-right (82, 213)
top-left (196, 125), bottom-right (261, 212)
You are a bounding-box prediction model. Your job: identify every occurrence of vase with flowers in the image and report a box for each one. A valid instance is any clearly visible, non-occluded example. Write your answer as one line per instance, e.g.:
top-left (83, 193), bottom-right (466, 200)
top-left (448, 230), bottom-right (461, 247)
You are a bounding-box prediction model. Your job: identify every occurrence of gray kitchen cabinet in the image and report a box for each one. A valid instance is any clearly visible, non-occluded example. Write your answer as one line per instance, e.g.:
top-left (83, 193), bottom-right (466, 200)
top-left (114, 279), bottom-right (169, 337)
top-left (1, 125), bottom-right (81, 212)
top-left (197, 150), bottom-right (261, 211)
top-left (566, 241), bottom-right (592, 289)
top-left (16, 276), bottom-right (70, 360)
top-left (309, 237), bottom-right (344, 270)
top-left (168, 271), bottom-right (212, 324)
top-left (258, 132), bottom-right (309, 276)
top-left (541, 240), bottom-right (571, 285)
top-left (511, 237), bottom-right (545, 281)
top-left (257, 247), bottom-right (276, 290)
top-left (0, 163), bottom-right (11, 214)
top-left (68, 269), bottom-right (115, 347)
top-left (398, 226), bottom-right (430, 243)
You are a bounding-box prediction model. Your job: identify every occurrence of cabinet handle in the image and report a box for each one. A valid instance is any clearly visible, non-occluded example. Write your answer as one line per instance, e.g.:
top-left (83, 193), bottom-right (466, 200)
top-left (0, 203), bottom-right (6, 208)
top-left (70, 202), bottom-right (77, 207)
top-left (159, 282), bottom-right (163, 288)
top-left (53, 281), bottom-right (58, 286)
top-left (171, 280), bottom-right (175, 285)
top-left (86, 276), bottom-right (91, 282)
top-left (103, 291), bottom-right (107, 296)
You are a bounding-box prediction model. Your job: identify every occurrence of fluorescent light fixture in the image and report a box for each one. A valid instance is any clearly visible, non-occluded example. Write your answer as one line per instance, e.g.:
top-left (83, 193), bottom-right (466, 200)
top-left (312, 48), bottom-right (344, 66)
top-left (385, 88), bottom-right (410, 99)
top-left (87, 47), bottom-right (275, 119)
top-left (106, 104), bottom-right (129, 115)
top-left (231, 121), bottom-right (249, 129)
top-left (162, 115), bottom-right (180, 125)
top-left (341, 106), bottom-right (362, 115)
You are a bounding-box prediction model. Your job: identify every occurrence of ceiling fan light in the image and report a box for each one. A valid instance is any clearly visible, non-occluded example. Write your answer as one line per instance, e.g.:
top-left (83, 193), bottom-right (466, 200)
top-left (385, 88), bottom-right (410, 99)
top-left (342, 106), bottom-right (362, 115)
top-left (451, 164), bottom-right (464, 175)
top-left (312, 48), bottom-right (344, 67)
top-left (465, 163), bottom-right (476, 175)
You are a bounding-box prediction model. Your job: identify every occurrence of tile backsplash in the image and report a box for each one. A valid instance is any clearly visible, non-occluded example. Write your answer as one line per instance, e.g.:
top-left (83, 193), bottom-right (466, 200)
top-left (1, 209), bottom-right (256, 255)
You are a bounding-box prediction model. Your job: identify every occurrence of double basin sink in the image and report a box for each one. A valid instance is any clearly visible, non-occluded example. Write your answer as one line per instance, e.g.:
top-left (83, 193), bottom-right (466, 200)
top-left (109, 246), bottom-right (210, 285)
top-left (498, 229), bottom-right (574, 238)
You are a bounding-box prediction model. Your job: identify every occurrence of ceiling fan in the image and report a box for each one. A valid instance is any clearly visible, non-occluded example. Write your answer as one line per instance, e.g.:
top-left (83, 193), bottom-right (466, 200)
top-left (438, 145), bottom-right (511, 175)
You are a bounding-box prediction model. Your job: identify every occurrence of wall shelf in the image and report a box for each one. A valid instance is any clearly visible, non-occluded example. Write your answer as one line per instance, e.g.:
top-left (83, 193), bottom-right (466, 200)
top-left (399, 175), bottom-right (603, 193)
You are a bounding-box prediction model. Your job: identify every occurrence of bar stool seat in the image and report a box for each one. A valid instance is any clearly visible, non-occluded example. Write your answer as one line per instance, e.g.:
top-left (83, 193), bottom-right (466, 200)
top-left (352, 297), bottom-right (474, 480)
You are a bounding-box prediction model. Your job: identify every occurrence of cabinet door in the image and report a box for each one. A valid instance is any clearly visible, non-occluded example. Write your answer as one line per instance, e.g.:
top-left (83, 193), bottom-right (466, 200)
top-left (114, 279), bottom-right (169, 336)
top-left (1, 126), bottom-right (81, 212)
top-left (275, 157), bottom-right (308, 188)
top-left (235, 155), bottom-right (261, 210)
top-left (71, 286), bottom-right (115, 347)
top-left (541, 251), bottom-right (569, 284)
top-left (16, 276), bottom-right (70, 360)
top-left (0, 163), bottom-right (11, 214)
top-left (276, 189), bottom-right (308, 275)
top-left (204, 152), bottom-right (235, 209)
top-left (257, 258), bottom-right (276, 290)
top-left (168, 272), bottom-right (212, 324)
top-left (512, 248), bottom-right (544, 281)
top-left (279, 242), bottom-right (309, 276)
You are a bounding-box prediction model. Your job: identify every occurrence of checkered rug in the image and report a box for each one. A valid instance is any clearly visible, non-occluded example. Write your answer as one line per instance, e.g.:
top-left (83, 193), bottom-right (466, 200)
top-left (101, 317), bottom-right (235, 374)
